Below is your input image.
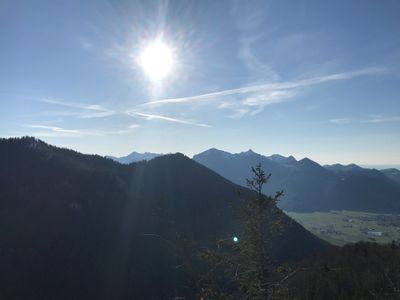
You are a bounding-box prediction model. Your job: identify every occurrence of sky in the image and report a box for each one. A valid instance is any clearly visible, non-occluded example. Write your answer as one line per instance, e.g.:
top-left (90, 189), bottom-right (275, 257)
top-left (1, 0), bottom-right (399, 167)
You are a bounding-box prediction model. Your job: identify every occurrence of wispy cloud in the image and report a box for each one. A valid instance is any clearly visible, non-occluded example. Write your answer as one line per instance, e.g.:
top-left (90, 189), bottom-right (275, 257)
top-left (26, 125), bottom-right (80, 133)
top-left (24, 124), bottom-right (141, 138)
top-left (37, 96), bottom-right (213, 129)
top-left (139, 67), bottom-right (386, 109)
top-left (126, 111), bottom-right (211, 127)
top-left (20, 66), bottom-right (389, 130)
top-left (25, 125), bottom-right (91, 138)
top-left (112, 124), bottom-right (142, 135)
top-left (227, 108), bottom-right (251, 119)
top-left (329, 115), bottom-right (400, 124)
top-left (242, 90), bottom-right (296, 112)
top-left (132, 67), bottom-right (387, 119)
top-left (80, 38), bottom-right (94, 50)
top-left (328, 118), bottom-right (354, 124)
top-left (216, 90), bottom-right (296, 118)
top-left (238, 35), bottom-right (280, 82)
top-left (20, 66), bottom-right (390, 132)
top-left (305, 105), bottom-right (318, 111)
top-left (366, 116), bottom-right (400, 123)
top-left (41, 98), bottom-right (116, 119)
top-left (230, 0), bottom-right (267, 32)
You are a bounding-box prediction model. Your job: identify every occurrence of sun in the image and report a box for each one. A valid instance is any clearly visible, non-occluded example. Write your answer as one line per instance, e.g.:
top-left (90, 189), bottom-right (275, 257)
top-left (137, 39), bottom-right (175, 82)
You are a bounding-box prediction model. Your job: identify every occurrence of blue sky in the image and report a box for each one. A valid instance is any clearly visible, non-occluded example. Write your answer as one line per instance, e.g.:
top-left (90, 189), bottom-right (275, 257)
top-left (1, 0), bottom-right (399, 166)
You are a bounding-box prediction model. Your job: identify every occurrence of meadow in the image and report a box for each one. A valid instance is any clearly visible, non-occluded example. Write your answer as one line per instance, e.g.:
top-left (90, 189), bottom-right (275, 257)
top-left (287, 210), bottom-right (400, 246)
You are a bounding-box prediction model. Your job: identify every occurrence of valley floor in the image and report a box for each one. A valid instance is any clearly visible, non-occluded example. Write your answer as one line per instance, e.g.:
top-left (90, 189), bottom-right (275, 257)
top-left (287, 210), bottom-right (400, 246)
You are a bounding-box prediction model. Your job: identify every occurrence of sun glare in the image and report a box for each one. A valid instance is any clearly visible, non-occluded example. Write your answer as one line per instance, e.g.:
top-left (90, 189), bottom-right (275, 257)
top-left (137, 39), bottom-right (175, 82)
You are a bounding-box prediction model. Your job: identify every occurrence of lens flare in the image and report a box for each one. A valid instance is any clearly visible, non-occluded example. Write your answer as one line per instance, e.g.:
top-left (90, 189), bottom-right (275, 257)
top-left (137, 39), bottom-right (175, 82)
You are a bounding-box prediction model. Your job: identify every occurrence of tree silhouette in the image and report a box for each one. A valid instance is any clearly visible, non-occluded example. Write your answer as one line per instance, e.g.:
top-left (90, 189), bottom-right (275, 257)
top-left (198, 164), bottom-right (285, 299)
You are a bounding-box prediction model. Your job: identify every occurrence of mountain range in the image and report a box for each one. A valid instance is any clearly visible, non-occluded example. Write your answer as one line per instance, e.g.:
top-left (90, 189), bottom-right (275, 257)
top-left (106, 147), bottom-right (400, 213)
top-left (192, 148), bottom-right (400, 213)
top-left (0, 137), bottom-right (327, 299)
top-left (106, 151), bottom-right (161, 164)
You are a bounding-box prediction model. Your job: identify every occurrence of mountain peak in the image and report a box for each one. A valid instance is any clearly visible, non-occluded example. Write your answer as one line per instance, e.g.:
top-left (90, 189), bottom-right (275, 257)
top-left (299, 157), bottom-right (315, 164)
top-left (238, 149), bottom-right (257, 156)
top-left (299, 157), bottom-right (323, 168)
top-left (193, 148), bottom-right (233, 159)
top-left (324, 163), bottom-right (364, 173)
top-left (269, 154), bottom-right (297, 164)
top-left (202, 147), bottom-right (224, 154)
top-left (107, 150), bottom-right (162, 164)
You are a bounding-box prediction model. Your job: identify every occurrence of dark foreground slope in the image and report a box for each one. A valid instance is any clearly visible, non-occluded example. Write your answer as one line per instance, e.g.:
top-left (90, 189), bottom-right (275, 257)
top-left (286, 242), bottom-right (400, 300)
top-left (0, 137), bottom-right (328, 300)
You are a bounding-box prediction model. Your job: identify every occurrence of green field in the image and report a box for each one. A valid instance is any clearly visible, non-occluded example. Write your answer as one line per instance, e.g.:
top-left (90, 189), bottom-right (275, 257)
top-left (287, 210), bottom-right (400, 246)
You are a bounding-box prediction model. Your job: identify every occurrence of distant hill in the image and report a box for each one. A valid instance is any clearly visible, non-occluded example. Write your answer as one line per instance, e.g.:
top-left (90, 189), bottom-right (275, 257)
top-left (106, 151), bottom-right (162, 164)
top-left (0, 137), bottom-right (328, 300)
top-left (381, 168), bottom-right (400, 183)
top-left (193, 148), bottom-right (400, 213)
top-left (324, 163), bottom-right (386, 179)
top-left (324, 163), bottom-right (365, 173)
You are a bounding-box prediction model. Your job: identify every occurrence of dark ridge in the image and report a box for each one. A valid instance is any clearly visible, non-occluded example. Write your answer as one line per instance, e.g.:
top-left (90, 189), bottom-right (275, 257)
top-left (0, 137), bottom-right (329, 300)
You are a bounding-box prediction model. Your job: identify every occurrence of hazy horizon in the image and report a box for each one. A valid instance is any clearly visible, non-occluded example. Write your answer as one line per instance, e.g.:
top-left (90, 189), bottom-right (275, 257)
top-left (6, 135), bottom-right (399, 170)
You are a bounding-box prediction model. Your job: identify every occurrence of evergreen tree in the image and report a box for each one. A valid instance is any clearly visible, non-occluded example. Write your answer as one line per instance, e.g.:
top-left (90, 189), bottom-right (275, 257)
top-left (198, 164), bottom-right (285, 299)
